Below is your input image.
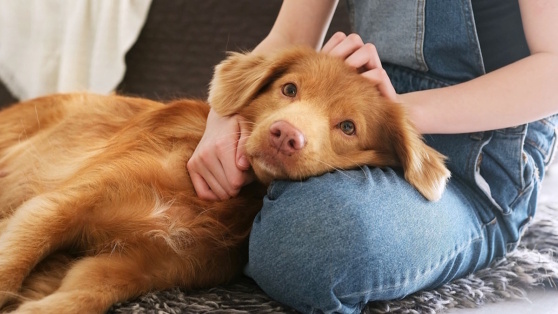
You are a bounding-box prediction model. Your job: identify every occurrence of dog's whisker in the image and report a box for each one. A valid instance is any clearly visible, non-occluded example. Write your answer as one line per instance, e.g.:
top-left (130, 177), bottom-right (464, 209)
top-left (339, 157), bottom-right (371, 180)
top-left (215, 133), bottom-right (252, 157)
top-left (34, 104), bottom-right (41, 129)
top-left (309, 156), bottom-right (374, 182)
top-left (214, 131), bottom-right (248, 143)
top-left (358, 165), bottom-right (370, 180)
top-left (221, 139), bottom-right (245, 156)
top-left (238, 120), bottom-right (256, 126)
top-left (308, 157), bottom-right (357, 181)
top-left (110, 244), bottom-right (117, 256)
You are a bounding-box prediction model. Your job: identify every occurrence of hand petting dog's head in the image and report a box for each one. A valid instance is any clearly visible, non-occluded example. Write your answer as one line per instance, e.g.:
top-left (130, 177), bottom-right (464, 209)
top-left (209, 47), bottom-right (450, 201)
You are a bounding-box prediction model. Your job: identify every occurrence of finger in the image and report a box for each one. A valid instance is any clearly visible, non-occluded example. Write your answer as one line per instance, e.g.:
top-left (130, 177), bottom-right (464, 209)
top-left (189, 171), bottom-right (219, 201)
top-left (321, 32), bottom-right (347, 54)
top-left (196, 155), bottom-right (232, 200)
top-left (189, 147), bottom-right (233, 200)
top-left (361, 68), bottom-right (398, 102)
top-left (203, 170), bottom-right (233, 200)
top-left (236, 118), bottom-right (257, 185)
top-left (326, 33), bottom-right (364, 60)
top-left (220, 162), bottom-right (254, 196)
top-left (344, 43), bottom-right (382, 73)
top-left (236, 118), bottom-right (251, 171)
top-left (213, 116), bottom-right (255, 195)
top-left (210, 140), bottom-right (241, 199)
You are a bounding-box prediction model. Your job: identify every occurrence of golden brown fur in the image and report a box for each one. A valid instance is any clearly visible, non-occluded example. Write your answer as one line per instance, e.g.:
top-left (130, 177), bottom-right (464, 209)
top-left (0, 47), bottom-right (449, 313)
top-left (209, 47), bottom-right (450, 199)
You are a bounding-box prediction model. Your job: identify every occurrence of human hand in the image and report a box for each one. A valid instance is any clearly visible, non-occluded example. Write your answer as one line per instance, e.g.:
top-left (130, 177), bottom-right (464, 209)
top-left (322, 32), bottom-right (397, 101)
top-left (187, 109), bottom-right (255, 201)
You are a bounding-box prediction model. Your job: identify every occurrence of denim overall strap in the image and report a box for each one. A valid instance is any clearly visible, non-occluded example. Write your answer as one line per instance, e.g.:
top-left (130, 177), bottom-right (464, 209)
top-left (347, 0), bottom-right (428, 72)
top-left (347, 0), bottom-right (486, 85)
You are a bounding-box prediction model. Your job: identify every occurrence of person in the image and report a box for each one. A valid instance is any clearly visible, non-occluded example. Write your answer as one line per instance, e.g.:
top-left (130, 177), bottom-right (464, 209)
top-left (187, 0), bottom-right (558, 313)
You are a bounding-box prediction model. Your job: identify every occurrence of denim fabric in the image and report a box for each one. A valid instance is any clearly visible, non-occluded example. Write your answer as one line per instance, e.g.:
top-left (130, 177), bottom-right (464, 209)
top-left (422, 0), bottom-right (486, 83)
top-left (246, 170), bottom-right (500, 313)
top-left (245, 1), bottom-right (558, 313)
top-left (386, 63), bottom-right (558, 251)
top-left (347, 0), bottom-right (485, 81)
top-left (347, 0), bottom-right (428, 72)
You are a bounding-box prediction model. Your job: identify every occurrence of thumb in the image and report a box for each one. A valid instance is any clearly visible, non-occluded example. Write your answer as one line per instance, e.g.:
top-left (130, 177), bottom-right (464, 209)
top-left (236, 117), bottom-right (251, 170)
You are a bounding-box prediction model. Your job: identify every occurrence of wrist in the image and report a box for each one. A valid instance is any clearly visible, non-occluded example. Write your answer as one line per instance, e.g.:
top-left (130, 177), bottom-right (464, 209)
top-left (252, 34), bottom-right (292, 56)
top-left (398, 93), bottom-right (430, 135)
top-left (206, 108), bottom-right (227, 126)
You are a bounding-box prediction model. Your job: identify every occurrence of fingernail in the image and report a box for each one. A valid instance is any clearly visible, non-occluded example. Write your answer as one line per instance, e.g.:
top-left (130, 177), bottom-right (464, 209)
top-left (238, 155), bottom-right (250, 169)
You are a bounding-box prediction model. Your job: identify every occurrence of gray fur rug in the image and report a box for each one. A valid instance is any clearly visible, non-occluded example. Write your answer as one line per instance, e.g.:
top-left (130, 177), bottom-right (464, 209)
top-left (108, 201), bottom-right (558, 314)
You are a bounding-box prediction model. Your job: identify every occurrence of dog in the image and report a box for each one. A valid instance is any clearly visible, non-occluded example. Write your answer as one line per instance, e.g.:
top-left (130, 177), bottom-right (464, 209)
top-left (0, 46), bottom-right (450, 313)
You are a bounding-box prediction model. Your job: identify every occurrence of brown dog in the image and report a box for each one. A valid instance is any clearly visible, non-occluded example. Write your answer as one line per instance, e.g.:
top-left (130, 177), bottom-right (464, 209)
top-left (0, 47), bottom-right (449, 313)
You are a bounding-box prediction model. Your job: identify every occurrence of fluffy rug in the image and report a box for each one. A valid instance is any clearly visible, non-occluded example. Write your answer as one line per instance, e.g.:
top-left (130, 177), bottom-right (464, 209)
top-left (110, 182), bottom-right (558, 313)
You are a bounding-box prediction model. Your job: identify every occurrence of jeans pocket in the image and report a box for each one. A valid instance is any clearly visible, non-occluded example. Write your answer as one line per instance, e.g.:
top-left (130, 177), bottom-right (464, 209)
top-left (505, 152), bottom-right (538, 251)
top-left (475, 125), bottom-right (537, 216)
top-left (525, 116), bottom-right (558, 171)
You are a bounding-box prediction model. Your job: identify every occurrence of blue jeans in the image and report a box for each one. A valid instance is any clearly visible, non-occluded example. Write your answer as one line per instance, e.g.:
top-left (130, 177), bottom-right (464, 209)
top-left (245, 116), bottom-right (557, 314)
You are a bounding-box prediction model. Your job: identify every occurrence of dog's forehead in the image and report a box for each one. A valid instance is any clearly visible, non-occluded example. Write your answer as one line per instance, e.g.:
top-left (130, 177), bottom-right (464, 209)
top-left (270, 50), bottom-right (383, 113)
top-left (293, 53), bottom-right (353, 76)
top-left (285, 55), bottom-right (369, 93)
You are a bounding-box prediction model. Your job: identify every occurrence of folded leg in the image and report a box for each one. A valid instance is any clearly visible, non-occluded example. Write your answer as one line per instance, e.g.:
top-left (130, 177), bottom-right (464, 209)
top-left (0, 190), bottom-right (97, 307)
top-left (13, 253), bottom-right (158, 314)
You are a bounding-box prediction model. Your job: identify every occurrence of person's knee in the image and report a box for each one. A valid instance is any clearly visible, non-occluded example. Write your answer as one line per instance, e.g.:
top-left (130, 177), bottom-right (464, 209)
top-left (245, 170), bottom-right (424, 313)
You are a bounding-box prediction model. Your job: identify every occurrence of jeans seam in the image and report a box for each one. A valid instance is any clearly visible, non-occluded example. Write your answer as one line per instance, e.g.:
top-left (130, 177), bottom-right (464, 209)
top-left (335, 234), bottom-right (484, 301)
top-left (461, 0), bottom-right (486, 74)
top-left (414, 0), bottom-right (427, 72)
top-left (509, 152), bottom-right (537, 210)
top-left (525, 138), bottom-right (549, 159)
top-left (385, 63), bottom-right (451, 92)
top-left (310, 304), bottom-right (362, 314)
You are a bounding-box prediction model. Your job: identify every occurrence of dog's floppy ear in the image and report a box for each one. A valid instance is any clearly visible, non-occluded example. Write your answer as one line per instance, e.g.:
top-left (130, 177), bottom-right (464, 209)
top-left (208, 51), bottom-right (288, 116)
top-left (378, 105), bottom-right (451, 201)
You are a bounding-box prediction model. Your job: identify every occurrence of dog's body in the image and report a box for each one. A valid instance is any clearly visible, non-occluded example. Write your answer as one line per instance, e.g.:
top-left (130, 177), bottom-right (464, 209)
top-left (0, 47), bottom-right (449, 313)
top-left (0, 94), bottom-right (265, 313)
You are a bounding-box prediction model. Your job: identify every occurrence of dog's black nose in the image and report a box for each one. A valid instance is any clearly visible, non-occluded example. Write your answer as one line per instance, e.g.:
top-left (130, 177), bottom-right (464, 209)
top-left (269, 120), bottom-right (306, 155)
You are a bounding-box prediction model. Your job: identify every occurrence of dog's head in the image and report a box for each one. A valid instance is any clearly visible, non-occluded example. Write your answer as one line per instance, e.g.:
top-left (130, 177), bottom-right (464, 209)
top-left (208, 47), bottom-right (450, 201)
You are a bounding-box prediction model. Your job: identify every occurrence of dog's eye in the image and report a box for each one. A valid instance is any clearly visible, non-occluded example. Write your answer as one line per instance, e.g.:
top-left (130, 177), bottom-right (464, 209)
top-left (281, 83), bottom-right (297, 97)
top-left (339, 120), bottom-right (356, 135)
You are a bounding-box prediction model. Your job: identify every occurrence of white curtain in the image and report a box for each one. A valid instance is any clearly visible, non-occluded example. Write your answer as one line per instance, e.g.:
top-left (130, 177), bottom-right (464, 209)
top-left (0, 0), bottom-right (152, 100)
